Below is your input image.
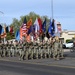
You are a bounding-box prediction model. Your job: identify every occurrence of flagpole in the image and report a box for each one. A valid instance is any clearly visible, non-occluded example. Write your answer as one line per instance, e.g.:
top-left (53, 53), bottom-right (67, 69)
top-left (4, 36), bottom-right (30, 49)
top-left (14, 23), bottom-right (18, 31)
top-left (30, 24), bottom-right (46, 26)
top-left (51, 0), bottom-right (53, 20)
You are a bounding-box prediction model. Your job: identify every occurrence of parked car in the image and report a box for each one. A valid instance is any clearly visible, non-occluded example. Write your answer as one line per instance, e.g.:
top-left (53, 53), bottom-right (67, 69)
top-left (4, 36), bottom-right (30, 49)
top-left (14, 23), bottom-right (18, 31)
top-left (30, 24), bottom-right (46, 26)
top-left (63, 41), bottom-right (73, 49)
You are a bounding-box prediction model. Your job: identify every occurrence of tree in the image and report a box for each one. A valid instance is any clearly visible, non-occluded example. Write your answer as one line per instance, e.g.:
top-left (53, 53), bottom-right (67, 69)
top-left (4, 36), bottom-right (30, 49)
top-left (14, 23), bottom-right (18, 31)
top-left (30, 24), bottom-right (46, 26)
top-left (10, 12), bottom-right (50, 39)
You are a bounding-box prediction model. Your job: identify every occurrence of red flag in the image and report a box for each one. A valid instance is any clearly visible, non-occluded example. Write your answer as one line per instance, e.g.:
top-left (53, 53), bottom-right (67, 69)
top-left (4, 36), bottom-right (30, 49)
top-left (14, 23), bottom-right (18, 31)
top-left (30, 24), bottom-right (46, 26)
top-left (10, 26), bottom-right (13, 34)
top-left (38, 18), bottom-right (42, 34)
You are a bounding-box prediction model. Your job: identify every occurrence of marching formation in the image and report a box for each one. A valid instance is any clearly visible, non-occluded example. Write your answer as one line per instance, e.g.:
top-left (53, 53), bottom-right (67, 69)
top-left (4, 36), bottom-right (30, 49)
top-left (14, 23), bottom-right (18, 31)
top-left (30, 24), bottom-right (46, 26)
top-left (0, 17), bottom-right (63, 61)
top-left (0, 36), bottom-right (64, 61)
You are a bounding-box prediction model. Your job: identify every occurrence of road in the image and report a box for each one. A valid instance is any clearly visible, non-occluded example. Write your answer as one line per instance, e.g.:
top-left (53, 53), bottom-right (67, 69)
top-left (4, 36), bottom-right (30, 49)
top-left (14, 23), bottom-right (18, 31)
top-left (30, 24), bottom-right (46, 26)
top-left (0, 49), bottom-right (75, 75)
top-left (0, 58), bottom-right (75, 75)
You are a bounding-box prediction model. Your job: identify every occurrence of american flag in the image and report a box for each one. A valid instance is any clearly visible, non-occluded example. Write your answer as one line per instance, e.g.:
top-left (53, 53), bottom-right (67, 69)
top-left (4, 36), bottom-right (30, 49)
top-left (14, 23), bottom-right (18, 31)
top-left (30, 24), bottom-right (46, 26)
top-left (20, 17), bottom-right (27, 40)
top-left (21, 23), bottom-right (27, 35)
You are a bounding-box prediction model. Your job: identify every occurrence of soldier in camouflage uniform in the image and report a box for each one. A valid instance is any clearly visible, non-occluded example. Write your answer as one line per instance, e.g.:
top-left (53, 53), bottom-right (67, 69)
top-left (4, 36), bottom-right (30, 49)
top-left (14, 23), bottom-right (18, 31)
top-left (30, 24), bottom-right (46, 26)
top-left (59, 38), bottom-right (64, 58)
top-left (6, 41), bottom-right (11, 57)
top-left (0, 42), bottom-right (3, 57)
top-left (19, 41), bottom-right (24, 60)
top-left (10, 41), bottom-right (15, 57)
top-left (2, 43), bottom-right (6, 57)
top-left (53, 36), bottom-right (60, 60)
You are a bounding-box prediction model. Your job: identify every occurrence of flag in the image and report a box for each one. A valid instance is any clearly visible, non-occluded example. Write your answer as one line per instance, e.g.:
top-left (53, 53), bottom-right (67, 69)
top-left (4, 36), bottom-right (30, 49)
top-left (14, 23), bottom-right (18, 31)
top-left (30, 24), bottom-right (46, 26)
top-left (48, 19), bottom-right (52, 33)
top-left (57, 22), bottom-right (62, 33)
top-left (20, 28), bottom-right (23, 40)
top-left (0, 25), bottom-right (2, 35)
top-left (0, 27), bottom-right (6, 38)
top-left (26, 34), bottom-right (31, 43)
top-left (9, 26), bottom-right (14, 34)
top-left (15, 30), bottom-right (20, 41)
top-left (21, 17), bottom-right (27, 36)
top-left (6, 26), bottom-right (9, 33)
top-left (23, 17), bottom-right (27, 24)
top-left (20, 17), bottom-right (27, 40)
top-left (34, 18), bottom-right (39, 33)
top-left (27, 26), bottom-right (33, 34)
top-left (1, 27), bottom-right (4, 34)
top-left (48, 19), bottom-right (55, 37)
top-left (38, 17), bottom-right (42, 34)
top-left (0, 25), bottom-right (7, 38)
top-left (27, 18), bottom-right (32, 29)
top-left (42, 18), bottom-right (46, 33)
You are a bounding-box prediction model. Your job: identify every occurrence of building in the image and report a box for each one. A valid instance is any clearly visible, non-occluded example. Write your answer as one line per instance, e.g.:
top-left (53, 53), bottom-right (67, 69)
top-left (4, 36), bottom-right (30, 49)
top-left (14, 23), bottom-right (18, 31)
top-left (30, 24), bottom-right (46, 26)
top-left (61, 30), bottom-right (75, 43)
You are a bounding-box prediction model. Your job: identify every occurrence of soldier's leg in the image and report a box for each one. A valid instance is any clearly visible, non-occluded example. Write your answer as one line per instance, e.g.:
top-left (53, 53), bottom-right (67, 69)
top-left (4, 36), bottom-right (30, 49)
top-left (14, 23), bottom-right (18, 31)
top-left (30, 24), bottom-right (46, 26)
top-left (8, 47), bottom-right (11, 57)
top-left (61, 48), bottom-right (64, 58)
top-left (25, 47), bottom-right (29, 60)
top-left (44, 49), bottom-right (47, 58)
top-left (53, 49), bottom-right (57, 60)
top-left (0, 50), bottom-right (3, 57)
top-left (56, 49), bottom-right (60, 60)
top-left (19, 49), bottom-right (22, 60)
top-left (31, 47), bottom-right (34, 59)
top-left (3, 48), bottom-right (6, 57)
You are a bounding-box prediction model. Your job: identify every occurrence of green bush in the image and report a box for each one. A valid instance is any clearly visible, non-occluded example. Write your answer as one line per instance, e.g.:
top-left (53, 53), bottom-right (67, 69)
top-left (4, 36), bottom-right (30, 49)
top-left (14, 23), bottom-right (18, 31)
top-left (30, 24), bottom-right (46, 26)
top-left (66, 39), bottom-right (72, 43)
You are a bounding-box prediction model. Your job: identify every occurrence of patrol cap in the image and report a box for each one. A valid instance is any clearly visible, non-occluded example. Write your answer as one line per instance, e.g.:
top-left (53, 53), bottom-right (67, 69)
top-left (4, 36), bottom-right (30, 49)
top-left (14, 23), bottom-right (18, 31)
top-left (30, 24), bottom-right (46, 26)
top-left (55, 36), bottom-right (59, 41)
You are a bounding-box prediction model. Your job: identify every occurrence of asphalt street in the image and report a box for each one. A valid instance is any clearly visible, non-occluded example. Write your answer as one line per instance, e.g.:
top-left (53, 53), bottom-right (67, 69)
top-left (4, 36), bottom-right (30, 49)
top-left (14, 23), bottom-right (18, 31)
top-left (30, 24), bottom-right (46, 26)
top-left (0, 49), bottom-right (75, 75)
top-left (0, 59), bottom-right (75, 75)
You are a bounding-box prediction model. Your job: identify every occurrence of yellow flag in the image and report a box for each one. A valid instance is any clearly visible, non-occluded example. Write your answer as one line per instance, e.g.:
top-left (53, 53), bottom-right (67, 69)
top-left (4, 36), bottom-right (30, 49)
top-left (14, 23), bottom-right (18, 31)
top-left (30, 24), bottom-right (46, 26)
top-left (27, 18), bottom-right (32, 29)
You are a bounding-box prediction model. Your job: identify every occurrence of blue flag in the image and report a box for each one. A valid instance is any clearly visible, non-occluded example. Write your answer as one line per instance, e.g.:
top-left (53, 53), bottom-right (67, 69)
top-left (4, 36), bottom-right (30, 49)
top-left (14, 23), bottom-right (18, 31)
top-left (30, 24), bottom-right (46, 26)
top-left (15, 30), bottom-right (20, 41)
top-left (48, 19), bottom-right (52, 33)
top-left (6, 26), bottom-right (9, 33)
top-left (48, 19), bottom-right (55, 37)
top-left (0, 25), bottom-right (2, 34)
top-left (27, 26), bottom-right (32, 34)
top-left (1, 28), bottom-right (4, 34)
top-left (42, 18), bottom-right (46, 33)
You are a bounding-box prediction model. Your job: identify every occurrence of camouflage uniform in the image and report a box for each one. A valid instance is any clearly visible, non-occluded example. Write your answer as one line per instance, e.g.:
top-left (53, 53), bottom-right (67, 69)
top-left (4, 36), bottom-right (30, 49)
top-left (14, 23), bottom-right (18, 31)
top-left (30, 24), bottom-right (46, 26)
top-left (59, 40), bottom-right (64, 58)
top-left (53, 37), bottom-right (60, 60)
top-left (0, 43), bottom-right (3, 57)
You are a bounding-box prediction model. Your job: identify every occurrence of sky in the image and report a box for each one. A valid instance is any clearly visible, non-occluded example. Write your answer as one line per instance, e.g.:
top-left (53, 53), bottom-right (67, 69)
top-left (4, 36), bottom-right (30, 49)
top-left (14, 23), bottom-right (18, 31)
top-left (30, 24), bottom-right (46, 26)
top-left (0, 0), bottom-right (75, 31)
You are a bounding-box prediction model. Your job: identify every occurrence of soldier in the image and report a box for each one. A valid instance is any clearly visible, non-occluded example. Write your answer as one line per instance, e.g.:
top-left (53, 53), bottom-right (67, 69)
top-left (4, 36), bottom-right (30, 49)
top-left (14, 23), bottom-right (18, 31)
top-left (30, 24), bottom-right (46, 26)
top-left (19, 41), bottom-right (24, 60)
top-left (59, 39), bottom-right (64, 58)
top-left (0, 41), bottom-right (3, 57)
top-left (53, 36), bottom-right (60, 60)
top-left (2, 42), bottom-right (6, 57)
top-left (47, 37), bottom-right (52, 58)
top-left (10, 41), bottom-right (15, 57)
